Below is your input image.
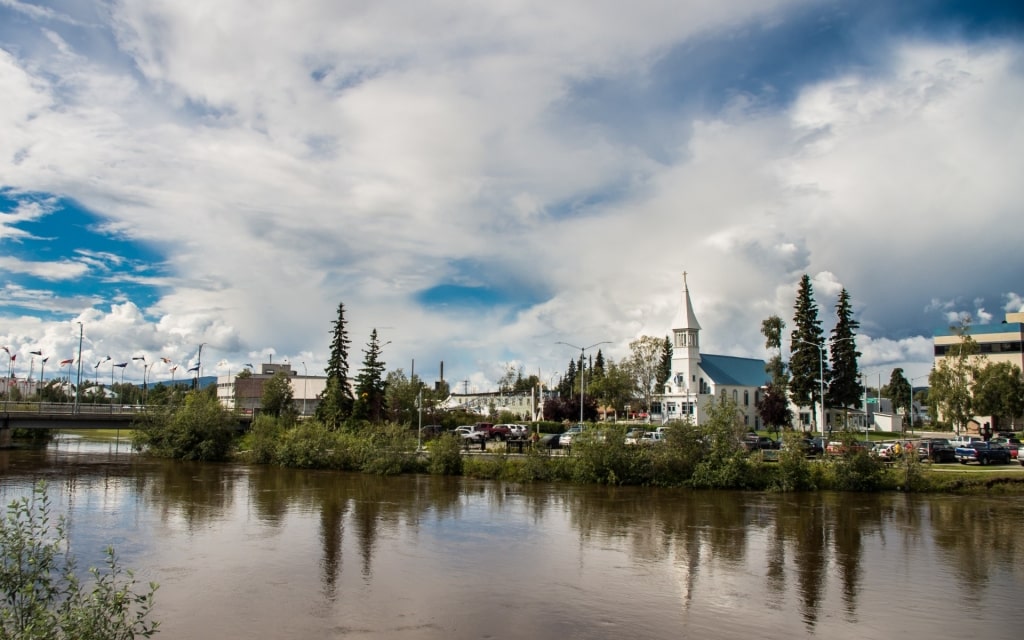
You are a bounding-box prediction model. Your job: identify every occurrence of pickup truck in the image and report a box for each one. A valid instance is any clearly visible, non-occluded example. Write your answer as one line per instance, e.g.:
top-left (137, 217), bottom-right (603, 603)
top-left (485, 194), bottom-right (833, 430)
top-left (954, 441), bottom-right (1012, 465)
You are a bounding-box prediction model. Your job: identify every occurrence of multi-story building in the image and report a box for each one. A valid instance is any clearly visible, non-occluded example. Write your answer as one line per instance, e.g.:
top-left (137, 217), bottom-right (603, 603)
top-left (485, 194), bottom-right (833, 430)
top-left (932, 310), bottom-right (1024, 433)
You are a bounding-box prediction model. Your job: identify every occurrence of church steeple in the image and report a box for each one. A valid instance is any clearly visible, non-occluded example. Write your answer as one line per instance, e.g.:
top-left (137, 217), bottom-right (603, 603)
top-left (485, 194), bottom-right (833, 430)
top-left (670, 272), bottom-right (701, 392)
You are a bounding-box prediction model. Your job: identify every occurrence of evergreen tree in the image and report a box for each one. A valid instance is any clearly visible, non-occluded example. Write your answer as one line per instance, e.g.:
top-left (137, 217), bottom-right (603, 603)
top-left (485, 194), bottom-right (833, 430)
top-left (827, 287), bottom-right (862, 412)
top-left (353, 329), bottom-right (388, 423)
top-left (788, 275), bottom-right (828, 428)
top-left (558, 359), bottom-right (577, 399)
top-left (593, 350), bottom-right (606, 380)
top-left (886, 367), bottom-right (912, 426)
top-left (657, 336), bottom-right (673, 389)
top-left (317, 301), bottom-right (354, 429)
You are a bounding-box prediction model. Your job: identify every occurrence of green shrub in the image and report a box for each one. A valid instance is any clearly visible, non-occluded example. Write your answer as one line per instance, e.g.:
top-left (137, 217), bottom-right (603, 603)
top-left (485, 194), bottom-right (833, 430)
top-left (0, 483), bottom-right (159, 639)
top-left (767, 434), bottom-right (818, 492)
top-left (427, 434), bottom-right (464, 475)
top-left (358, 422), bottom-right (419, 475)
top-left (824, 449), bottom-right (886, 491)
top-left (275, 420), bottom-right (341, 468)
top-left (239, 414), bottom-right (285, 464)
top-left (132, 390), bottom-right (236, 461)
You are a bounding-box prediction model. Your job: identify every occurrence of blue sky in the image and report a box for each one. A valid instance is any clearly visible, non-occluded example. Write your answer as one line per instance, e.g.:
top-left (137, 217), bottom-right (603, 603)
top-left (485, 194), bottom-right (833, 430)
top-left (2, 0), bottom-right (1023, 390)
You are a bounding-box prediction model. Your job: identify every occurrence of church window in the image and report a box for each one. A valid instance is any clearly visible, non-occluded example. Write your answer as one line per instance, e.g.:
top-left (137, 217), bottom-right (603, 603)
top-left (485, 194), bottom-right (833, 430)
top-left (743, 390), bottom-right (749, 406)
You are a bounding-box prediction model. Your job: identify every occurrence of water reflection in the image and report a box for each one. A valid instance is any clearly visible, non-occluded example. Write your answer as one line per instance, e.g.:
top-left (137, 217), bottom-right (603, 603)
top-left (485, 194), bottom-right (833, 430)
top-left (1, 441), bottom-right (1022, 639)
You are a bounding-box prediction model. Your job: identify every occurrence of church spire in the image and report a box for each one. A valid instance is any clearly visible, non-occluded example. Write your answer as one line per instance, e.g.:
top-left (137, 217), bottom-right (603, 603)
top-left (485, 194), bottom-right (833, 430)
top-left (671, 271), bottom-right (701, 332)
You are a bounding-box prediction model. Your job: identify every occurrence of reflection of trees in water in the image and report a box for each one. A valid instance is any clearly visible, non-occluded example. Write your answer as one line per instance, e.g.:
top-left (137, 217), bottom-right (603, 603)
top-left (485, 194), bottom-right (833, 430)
top-left (928, 495), bottom-right (1024, 606)
top-left (139, 460), bottom-right (241, 534)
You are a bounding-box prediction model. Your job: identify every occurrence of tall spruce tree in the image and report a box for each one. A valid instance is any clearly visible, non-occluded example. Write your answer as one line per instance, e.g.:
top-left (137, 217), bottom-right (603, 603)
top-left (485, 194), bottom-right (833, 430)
top-left (827, 287), bottom-right (862, 414)
top-left (353, 328), bottom-right (388, 423)
top-left (788, 275), bottom-right (828, 429)
top-left (886, 367), bottom-right (912, 426)
top-left (316, 301), bottom-right (355, 429)
top-left (658, 336), bottom-right (673, 389)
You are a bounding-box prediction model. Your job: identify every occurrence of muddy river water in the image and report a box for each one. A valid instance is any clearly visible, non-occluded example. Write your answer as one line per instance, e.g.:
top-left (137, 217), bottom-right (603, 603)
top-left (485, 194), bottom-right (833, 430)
top-left (2, 435), bottom-right (1022, 639)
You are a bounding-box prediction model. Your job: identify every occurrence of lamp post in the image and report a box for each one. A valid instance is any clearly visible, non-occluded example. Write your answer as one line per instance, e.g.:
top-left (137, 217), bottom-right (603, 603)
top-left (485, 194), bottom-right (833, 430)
top-left (74, 322), bottom-right (83, 413)
top-left (197, 342), bottom-right (207, 385)
top-left (416, 387), bottom-right (423, 451)
top-left (556, 341), bottom-right (612, 426)
top-left (132, 356), bottom-right (146, 406)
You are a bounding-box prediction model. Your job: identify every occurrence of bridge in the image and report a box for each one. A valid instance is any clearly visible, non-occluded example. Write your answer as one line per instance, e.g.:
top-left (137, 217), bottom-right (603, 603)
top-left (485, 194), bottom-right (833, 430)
top-left (1, 402), bottom-right (253, 445)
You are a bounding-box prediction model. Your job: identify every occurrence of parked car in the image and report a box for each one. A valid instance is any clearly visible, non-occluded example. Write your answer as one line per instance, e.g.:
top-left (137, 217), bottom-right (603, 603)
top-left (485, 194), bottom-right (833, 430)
top-left (507, 424), bottom-right (530, 439)
top-left (454, 425), bottom-right (487, 441)
top-left (917, 438), bottom-right (955, 463)
top-left (804, 437), bottom-right (826, 456)
top-left (742, 434), bottom-right (779, 451)
top-left (792, 438), bottom-right (824, 456)
top-left (420, 425), bottom-right (445, 440)
top-left (989, 437), bottom-right (1020, 459)
top-left (488, 424), bottom-right (513, 441)
top-left (954, 441), bottom-right (1012, 465)
top-left (624, 429), bottom-right (646, 445)
top-left (827, 440), bottom-right (872, 455)
top-left (640, 431), bottom-right (665, 445)
top-left (537, 433), bottom-right (561, 449)
top-left (559, 424), bottom-right (584, 449)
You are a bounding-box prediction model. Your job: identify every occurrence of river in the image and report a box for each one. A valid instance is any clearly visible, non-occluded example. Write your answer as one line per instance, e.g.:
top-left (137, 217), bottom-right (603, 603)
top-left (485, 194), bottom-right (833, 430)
top-left (2, 434), bottom-right (1023, 639)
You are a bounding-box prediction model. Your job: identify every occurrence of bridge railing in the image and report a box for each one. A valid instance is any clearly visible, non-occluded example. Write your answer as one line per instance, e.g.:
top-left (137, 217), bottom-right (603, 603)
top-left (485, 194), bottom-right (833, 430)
top-left (1, 401), bottom-right (145, 415)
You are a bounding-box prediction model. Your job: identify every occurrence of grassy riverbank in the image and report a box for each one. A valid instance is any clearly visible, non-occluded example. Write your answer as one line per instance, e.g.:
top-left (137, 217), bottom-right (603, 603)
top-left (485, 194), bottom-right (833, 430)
top-left (47, 392), bottom-right (1017, 495)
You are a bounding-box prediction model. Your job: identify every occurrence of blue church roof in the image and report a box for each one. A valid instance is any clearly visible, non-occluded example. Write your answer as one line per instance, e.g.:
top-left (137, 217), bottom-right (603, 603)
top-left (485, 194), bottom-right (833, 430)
top-left (700, 354), bottom-right (770, 387)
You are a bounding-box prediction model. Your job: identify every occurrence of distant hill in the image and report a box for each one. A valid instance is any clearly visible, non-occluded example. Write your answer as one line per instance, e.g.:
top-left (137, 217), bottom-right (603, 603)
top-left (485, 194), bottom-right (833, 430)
top-left (145, 375), bottom-right (217, 389)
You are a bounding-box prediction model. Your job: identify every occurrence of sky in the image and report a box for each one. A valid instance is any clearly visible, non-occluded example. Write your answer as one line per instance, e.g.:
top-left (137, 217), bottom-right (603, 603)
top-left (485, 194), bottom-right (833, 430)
top-left (2, 0), bottom-right (1023, 393)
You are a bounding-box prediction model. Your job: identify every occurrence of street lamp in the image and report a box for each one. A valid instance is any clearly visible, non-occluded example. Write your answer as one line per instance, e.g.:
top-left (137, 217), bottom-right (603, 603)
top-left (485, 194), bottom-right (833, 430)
top-left (74, 322), bottom-right (83, 413)
top-left (556, 340), bottom-right (612, 426)
top-left (416, 387), bottom-right (423, 452)
top-left (197, 342), bottom-right (207, 382)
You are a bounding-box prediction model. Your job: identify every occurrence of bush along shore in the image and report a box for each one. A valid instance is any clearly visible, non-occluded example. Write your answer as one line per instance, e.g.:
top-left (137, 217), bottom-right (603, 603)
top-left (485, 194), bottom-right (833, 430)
top-left (121, 390), bottom-right (1024, 494)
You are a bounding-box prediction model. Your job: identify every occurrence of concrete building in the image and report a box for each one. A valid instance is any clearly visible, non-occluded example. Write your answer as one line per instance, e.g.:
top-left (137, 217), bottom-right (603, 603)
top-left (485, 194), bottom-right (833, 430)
top-left (217, 362), bottom-right (326, 417)
top-left (438, 390), bottom-right (547, 422)
top-left (653, 274), bottom-right (770, 428)
top-left (932, 310), bottom-right (1024, 433)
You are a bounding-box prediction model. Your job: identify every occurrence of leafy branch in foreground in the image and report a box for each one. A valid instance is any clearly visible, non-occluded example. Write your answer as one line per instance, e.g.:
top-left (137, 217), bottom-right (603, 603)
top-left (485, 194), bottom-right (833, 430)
top-left (0, 482), bottom-right (159, 640)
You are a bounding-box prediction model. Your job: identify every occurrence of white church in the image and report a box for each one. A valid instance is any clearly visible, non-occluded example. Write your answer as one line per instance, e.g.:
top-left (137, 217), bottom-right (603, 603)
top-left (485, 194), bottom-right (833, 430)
top-left (652, 274), bottom-right (771, 429)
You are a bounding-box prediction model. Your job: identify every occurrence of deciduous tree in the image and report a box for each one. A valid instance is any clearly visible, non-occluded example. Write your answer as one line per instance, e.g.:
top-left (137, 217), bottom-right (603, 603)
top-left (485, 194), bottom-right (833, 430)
top-left (628, 335), bottom-right (664, 412)
top-left (928, 320), bottom-right (977, 433)
top-left (972, 360), bottom-right (1024, 431)
top-left (262, 370), bottom-right (296, 420)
